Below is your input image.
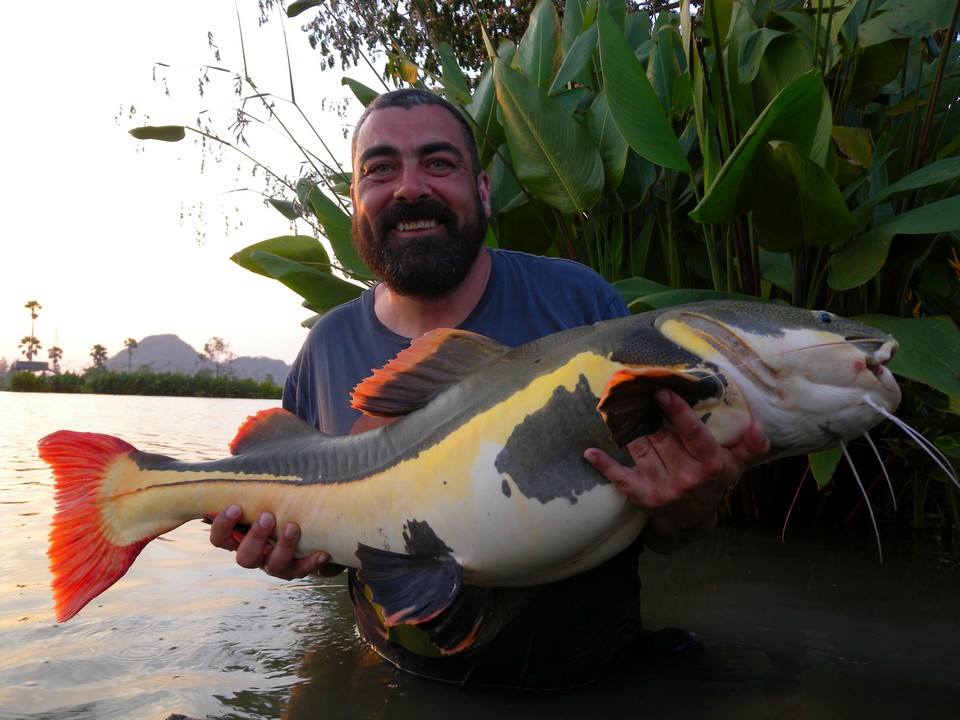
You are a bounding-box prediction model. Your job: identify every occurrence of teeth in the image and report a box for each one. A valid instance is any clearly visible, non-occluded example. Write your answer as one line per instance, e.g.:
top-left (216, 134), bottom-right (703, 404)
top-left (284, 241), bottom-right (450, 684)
top-left (396, 219), bottom-right (438, 232)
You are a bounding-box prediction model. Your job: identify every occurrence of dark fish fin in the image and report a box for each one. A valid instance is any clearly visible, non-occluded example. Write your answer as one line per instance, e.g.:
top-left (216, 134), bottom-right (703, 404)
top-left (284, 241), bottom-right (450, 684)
top-left (356, 543), bottom-right (462, 626)
top-left (417, 586), bottom-right (534, 655)
top-left (229, 408), bottom-right (323, 455)
top-left (597, 367), bottom-right (723, 446)
top-left (351, 329), bottom-right (510, 417)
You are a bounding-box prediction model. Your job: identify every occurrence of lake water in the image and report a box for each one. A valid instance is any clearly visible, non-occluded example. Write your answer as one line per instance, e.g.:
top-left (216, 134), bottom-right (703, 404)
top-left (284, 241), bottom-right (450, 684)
top-left (1, 391), bottom-right (958, 719)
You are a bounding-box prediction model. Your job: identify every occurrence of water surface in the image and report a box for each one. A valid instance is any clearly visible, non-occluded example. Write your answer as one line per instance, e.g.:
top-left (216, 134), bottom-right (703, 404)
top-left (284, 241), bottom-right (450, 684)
top-left (1, 392), bottom-right (957, 719)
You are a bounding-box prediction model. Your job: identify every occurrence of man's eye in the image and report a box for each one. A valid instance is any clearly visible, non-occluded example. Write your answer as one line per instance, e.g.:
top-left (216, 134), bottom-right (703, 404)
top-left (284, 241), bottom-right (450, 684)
top-left (364, 163), bottom-right (393, 176)
top-left (427, 158), bottom-right (454, 170)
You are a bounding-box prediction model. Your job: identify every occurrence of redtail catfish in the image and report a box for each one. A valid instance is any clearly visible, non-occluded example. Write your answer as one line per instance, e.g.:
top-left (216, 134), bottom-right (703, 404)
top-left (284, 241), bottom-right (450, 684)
top-left (40, 301), bottom-right (902, 645)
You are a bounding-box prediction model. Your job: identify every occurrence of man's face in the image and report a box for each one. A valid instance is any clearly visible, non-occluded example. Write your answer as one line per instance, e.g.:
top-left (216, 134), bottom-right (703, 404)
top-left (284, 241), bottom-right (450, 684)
top-left (350, 105), bottom-right (492, 297)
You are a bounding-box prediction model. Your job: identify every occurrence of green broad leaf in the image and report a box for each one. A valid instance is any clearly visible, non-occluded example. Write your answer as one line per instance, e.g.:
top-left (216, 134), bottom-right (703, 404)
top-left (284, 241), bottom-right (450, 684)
top-left (830, 194), bottom-right (960, 290)
top-left (602, 0), bottom-right (626, 27)
top-left (286, 0), bottom-right (319, 18)
top-left (853, 39), bottom-right (908, 88)
top-left (295, 179), bottom-right (372, 280)
top-left (808, 446), bottom-right (842, 489)
top-left (467, 63), bottom-right (504, 168)
top-left (689, 70), bottom-right (824, 223)
top-left (128, 125), bottom-right (185, 142)
top-left (267, 198), bottom-right (300, 221)
top-left (562, 0), bottom-right (588, 51)
top-left (588, 91), bottom-right (629, 191)
top-left (249, 251), bottom-right (363, 312)
top-left (341, 76), bottom-right (379, 107)
top-left (746, 140), bottom-right (858, 252)
top-left (703, 0), bottom-right (733, 46)
top-left (438, 42), bottom-right (471, 105)
top-left (487, 143), bottom-right (526, 214)
top-left (597, 6), bottom-right (689, 171)
top-left (612, 276), bottom-right (670, 306)
top-left (853, 157), bottom-right (960, 226)
top-left (647, 26), bottom-right (680, 116)
top-left (624, 287), bottom-right (761, 312)
top-left (856, 315), bottom-right (960, 397)
top-left (858, 0), bottom-right (953, 47)
top-left (492, 60), bottom-right (604, 214)
top-left (549, 22), bottom-right (598, 95)
top-left (759, 249), bottom-right (793, 293)
top-left (517, 0), bottom-right (560, 89)
top-left (231, 235), bottom-right (330, 279)
top-left (737, 28), bottom-right (787, 84)
top-left (832, 126), bottom-right (873, 168)
top-left (936, 434), bottom-right (960, 459)
top-left (625, 10), bottom-right (651, 49)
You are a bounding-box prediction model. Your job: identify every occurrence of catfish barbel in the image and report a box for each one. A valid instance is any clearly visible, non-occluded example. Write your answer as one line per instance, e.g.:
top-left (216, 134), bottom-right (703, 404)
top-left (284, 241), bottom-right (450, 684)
top-left (39, 301), bottom-right (901, 640)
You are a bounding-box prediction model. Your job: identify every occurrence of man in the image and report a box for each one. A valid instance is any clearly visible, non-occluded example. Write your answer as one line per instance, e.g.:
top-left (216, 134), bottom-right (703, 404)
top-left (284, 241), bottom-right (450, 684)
top-left (210, 88), bottom-right (769, 688)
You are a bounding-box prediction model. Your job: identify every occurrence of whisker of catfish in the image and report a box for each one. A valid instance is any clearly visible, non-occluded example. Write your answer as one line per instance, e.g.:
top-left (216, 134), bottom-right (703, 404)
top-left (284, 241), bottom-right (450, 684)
top-left (841, 441), bottom-right (883, 564)
top-left (863, 431), bottom-right (897, 512)
top-left (863, 397), bottom-right (959, 491)
top-left (781, 464), bottom-right (811, 545)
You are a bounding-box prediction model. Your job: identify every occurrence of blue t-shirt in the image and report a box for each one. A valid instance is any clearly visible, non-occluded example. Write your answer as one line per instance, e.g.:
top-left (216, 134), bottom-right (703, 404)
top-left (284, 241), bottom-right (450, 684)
top-left (283, 249), bottom-right (628, 435)
top-left (282, 248), bottom-right (637, 689)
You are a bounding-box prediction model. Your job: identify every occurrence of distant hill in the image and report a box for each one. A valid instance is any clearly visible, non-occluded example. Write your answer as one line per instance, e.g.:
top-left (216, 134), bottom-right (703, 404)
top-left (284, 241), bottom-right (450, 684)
top-left (105, 334), bottom-right (289, 384)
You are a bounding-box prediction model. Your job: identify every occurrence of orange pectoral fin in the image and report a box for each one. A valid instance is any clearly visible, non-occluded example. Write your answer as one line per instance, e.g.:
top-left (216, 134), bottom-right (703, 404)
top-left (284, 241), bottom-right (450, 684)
top-left (597, 366), bottom-right (723, 446)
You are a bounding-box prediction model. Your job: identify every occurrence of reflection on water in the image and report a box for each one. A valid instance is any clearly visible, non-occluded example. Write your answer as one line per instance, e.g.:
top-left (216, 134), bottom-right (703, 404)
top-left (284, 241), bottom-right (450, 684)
top-left (1, 392), bottom-right (958, 720)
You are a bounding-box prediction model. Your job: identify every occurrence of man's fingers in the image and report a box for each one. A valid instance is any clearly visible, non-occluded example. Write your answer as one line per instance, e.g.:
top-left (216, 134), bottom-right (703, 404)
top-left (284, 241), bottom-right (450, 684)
top-left (235, 512), bottom-right (275, 569)
top-left (584, 448), bottom-right (656, 506)
top-left (654, 389), bottom-right (721, 461)
top-left (729, 422), bottom-right (771, 465)
top-left (209, 504), bottom-right (243, 551)
top-left (263, 522), bottom-right (299, 576)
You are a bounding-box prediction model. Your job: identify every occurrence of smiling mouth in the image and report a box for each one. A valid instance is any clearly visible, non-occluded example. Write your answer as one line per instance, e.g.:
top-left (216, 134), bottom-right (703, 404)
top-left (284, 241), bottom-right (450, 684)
top-left (395, 219), bottom-right (440, 232)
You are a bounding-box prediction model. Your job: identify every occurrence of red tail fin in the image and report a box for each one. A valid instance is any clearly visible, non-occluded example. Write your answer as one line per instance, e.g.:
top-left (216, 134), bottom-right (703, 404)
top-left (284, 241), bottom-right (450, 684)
top-left (39, 430), bottom-right (154, 622)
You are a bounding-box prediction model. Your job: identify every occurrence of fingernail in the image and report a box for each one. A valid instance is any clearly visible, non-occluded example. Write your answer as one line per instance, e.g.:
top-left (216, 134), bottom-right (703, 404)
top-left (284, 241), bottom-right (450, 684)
top-left (283, 523), bottom-right (298, 540)
top-left (258, 512), bottom-right (274, 529)
top-left (583, 449), bottom-right (597, 464)
top-left (654, 389), bottom-right (671, 407)
top-left (226, 504), bottom-right (241, 519)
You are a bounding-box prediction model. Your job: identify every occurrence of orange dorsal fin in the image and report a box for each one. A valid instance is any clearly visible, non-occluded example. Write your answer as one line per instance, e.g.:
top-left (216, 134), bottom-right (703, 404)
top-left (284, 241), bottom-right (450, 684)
top-left (352, 329), bottom-right (510, 417)
top-left (229, 407), bottom-right (322, 455)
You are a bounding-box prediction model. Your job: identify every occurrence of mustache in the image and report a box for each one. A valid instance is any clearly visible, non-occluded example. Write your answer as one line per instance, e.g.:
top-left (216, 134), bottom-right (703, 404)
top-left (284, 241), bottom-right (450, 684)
top-left (378, 199), bottom-right (456, 233)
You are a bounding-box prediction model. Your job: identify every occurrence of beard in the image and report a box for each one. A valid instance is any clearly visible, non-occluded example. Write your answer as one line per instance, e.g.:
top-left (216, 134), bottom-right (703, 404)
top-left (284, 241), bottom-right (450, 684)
top-left (353, 196), bottom-right (487, 298)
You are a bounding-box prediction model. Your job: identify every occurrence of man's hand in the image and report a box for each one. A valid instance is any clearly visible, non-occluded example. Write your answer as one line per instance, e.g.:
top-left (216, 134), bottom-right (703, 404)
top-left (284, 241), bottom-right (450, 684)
top-left (208, 504), bottom-right (344, 579)
top-left (584, 389), bottom-right (770, 554)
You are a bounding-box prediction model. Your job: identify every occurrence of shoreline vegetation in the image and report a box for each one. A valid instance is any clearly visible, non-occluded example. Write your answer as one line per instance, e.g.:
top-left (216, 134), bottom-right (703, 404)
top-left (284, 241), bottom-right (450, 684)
top-left (1, 370), bottom-right (282, 399)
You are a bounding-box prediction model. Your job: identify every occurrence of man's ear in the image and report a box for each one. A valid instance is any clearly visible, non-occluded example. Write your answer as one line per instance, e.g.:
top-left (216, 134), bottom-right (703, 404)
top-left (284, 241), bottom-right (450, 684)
top-left (477, 170), bottom-right (492, 220)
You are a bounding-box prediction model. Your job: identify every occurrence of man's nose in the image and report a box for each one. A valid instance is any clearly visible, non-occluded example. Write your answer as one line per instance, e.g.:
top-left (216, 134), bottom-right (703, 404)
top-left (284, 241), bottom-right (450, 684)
top-left (393, 163), bottom-right (431, 202)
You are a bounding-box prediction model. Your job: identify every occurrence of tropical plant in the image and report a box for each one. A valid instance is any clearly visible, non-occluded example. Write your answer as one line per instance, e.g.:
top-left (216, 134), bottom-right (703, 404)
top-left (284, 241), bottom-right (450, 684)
top-left (19, 336), bottom-right (42, 362)
top-left (123, 337), bottom-right (139, 372)
top-left (132, 0), bottom-right (960, 530)
top-left (48, 346), bottom-right (63, 374)
top-left (89, 344), bottom-right (108, 371)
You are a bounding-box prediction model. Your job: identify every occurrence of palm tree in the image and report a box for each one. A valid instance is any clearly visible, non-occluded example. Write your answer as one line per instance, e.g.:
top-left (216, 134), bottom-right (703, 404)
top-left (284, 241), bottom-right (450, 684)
top-left (48, 346), bottom-right (63, 374)
top-left (19, 336), bottom-right (41, 362)
top-left (24, 300), bottom-right (41, 335)
top-left (123, 337), bottom-right (138, 372)
top-left (90, 344), bottom-right (108, 371)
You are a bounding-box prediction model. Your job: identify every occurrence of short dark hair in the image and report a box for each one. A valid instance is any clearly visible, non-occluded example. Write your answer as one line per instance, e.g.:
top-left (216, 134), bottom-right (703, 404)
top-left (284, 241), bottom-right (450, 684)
top-left (351, 88), bottom-right (481, 174)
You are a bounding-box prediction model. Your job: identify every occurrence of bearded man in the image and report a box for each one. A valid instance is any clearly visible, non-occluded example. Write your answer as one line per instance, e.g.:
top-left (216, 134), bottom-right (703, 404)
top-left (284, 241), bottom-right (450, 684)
top-left (209, 88), bottom-right (768, 689)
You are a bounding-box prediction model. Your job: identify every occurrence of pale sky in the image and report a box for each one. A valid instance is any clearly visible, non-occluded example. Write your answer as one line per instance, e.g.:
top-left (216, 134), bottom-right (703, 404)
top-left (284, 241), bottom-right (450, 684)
top-left (0, 2), bottom-right (382, 372)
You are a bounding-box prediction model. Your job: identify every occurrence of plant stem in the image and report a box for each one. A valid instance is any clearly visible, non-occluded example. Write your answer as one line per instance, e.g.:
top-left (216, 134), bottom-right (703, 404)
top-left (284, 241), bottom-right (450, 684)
top-left (911, 0), bottom-right (960, 172)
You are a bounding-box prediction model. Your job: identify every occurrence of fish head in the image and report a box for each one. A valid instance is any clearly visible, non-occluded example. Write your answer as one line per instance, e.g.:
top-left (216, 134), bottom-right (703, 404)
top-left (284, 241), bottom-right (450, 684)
top-left (652, 302), bottom-right (901, 457)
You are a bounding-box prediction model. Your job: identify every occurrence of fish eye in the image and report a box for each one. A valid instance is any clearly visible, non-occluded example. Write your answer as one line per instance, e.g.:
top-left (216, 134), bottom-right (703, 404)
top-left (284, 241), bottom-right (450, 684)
top-left (817, 311), bottom-right (832, 324)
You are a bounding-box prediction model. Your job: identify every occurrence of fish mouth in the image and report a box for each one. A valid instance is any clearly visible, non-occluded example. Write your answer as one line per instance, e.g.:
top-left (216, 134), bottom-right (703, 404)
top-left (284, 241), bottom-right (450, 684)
top-left (856, 337), bottom-right (897, 379)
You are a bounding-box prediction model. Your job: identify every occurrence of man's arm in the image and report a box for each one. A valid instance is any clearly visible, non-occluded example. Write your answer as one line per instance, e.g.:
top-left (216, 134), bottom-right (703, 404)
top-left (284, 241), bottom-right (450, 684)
top-left (584, 389), bottom-right (770, 554)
